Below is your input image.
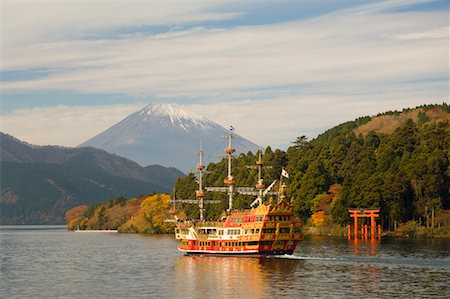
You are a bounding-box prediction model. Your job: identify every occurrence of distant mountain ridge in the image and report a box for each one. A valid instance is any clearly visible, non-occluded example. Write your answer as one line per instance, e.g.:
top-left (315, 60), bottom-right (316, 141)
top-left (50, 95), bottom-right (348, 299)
top-left (0, 133), bottom-right (184, 224)
top-left (79, 103), bottom-right (261, 172)
top-left (1, 132), bottom-right (184, 186)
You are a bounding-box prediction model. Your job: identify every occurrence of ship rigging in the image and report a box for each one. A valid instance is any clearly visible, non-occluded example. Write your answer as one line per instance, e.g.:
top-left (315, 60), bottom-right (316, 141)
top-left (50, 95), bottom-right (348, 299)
top-left (173, 128), bottom-right (303, 256)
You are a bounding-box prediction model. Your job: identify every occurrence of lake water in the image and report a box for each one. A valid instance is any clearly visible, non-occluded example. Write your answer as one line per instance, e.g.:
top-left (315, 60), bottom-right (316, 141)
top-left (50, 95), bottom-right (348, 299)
top-left (1, 226), bottom-right (449, 298)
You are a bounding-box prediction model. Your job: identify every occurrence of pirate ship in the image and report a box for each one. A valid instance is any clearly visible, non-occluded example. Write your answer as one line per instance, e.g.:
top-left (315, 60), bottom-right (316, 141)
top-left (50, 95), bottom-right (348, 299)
top-left (173, 129), bottom-right (303, 255)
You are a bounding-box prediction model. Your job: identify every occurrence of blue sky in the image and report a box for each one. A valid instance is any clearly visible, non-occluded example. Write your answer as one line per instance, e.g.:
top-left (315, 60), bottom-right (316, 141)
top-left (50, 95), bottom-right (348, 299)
top-left (1, 0), bottom-right (449, 148)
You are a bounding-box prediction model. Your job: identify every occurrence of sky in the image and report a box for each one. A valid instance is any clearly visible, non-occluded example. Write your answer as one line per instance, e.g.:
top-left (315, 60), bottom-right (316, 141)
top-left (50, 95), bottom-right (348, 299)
top-left (1, 0), bottom-right (449, 149)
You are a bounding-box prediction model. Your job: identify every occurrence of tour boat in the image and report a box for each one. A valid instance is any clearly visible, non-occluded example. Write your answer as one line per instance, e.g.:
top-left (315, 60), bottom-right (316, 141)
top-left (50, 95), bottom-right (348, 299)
top-left (173, 129), bottom-right (303, 256)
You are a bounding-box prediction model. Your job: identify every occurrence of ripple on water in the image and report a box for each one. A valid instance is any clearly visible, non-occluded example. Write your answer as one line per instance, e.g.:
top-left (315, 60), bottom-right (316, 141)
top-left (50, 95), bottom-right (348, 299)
top-left (1, 227), bottom-right (449, 298)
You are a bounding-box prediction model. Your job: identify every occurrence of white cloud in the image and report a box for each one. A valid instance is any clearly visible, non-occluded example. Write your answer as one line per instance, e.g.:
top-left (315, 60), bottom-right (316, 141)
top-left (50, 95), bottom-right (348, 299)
top-left (0, 104), bottom-right (143, 146)
top-left (1, 0), bottom-right (448, 149)
top-left (396, 26), bottom-right (449, 40)
top-left (2, 8), bottom-right (448, 102)
top-left (2, 93), bottom-right (446, 149)
top-left (185, 93), bottom-right (448, 149)
top-left (330, 0), bottom-right (435, 16)
top-left (2, 0), bottom-right (241, 47)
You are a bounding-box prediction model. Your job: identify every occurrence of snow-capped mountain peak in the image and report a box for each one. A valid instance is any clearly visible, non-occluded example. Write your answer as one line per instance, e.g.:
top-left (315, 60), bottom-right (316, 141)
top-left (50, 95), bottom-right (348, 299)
top-left (137, 103), bottom-right (209, 131)
top-left (80, 103), bottom-right (260, 171)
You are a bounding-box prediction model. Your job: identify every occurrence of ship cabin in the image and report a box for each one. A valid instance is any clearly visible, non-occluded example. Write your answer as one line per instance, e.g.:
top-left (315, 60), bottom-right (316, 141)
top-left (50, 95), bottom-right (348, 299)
top-left (175, 200), bottom-right (303, 254)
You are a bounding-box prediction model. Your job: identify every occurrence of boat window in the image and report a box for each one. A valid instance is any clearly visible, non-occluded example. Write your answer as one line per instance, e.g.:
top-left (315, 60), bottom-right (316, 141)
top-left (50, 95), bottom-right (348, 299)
top-left (246, 241), bottom-right (258, 246)
top-left (255, 228), bottom-right (260, 233)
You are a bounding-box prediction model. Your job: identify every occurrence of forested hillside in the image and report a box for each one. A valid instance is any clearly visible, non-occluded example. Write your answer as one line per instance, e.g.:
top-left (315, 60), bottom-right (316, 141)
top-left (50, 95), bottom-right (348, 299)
top-left (65, 194), bottom-right (175, 233)
top-left (1, 162), bottom-right (162, 224)
top-left (174, 104), bottom-right (450, 231)
top-left (0, 133), bottom-right (184, 224)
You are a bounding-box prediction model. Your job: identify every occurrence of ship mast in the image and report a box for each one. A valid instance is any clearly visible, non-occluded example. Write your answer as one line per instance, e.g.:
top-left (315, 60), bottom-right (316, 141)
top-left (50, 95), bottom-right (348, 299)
top-left (256, 152), bottom-right (265, 199)
top-left (196, 143), bottom-right (206, 221)
top-left (223, 128), bottom-right (236, 212)
top-left (206, 128), bottom-right (275, 210)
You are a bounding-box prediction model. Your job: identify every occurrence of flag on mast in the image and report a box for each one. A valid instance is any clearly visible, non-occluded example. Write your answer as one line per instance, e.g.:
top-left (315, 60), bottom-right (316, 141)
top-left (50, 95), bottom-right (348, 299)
top-left (281, 168), bottom-right (289, 178)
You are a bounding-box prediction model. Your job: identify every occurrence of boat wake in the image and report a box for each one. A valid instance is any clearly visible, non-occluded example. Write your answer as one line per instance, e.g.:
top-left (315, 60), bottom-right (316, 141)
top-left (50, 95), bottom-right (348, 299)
top-left (270, 254), bottom-right (339, 261)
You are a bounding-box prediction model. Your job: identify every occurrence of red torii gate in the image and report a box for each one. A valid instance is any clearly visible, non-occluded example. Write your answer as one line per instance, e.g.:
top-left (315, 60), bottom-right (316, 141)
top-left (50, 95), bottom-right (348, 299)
top-left (347, 209), bottom-right (382, 239)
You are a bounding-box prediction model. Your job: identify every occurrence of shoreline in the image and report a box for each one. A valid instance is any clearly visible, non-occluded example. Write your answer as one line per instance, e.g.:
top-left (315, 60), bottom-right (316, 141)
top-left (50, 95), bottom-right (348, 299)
top-left (303, 223), bottom-right (450, 238)
top-left (74, 229), bottom-right (118, 233)
top-left (3, 224), bottom-right (448, 238)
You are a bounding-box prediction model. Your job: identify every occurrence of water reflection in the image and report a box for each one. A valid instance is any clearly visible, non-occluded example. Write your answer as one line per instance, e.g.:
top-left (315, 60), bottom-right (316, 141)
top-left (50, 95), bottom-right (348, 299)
top-left (173, 256), bottom-right (301, 298)
top-left (2, 228), bottom-right (448, 298)
top-left (349, 238), bottom-right (381, 256)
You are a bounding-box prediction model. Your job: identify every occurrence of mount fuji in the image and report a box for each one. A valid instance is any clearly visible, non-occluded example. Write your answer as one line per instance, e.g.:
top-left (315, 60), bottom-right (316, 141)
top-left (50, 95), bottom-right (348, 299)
top-left (79, 104), bottom-right (260, 172)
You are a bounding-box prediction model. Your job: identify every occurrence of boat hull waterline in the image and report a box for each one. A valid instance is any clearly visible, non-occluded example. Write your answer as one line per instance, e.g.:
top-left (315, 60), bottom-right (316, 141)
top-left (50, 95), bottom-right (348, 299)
top-left (174, 129), bottom-right (303, 256)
